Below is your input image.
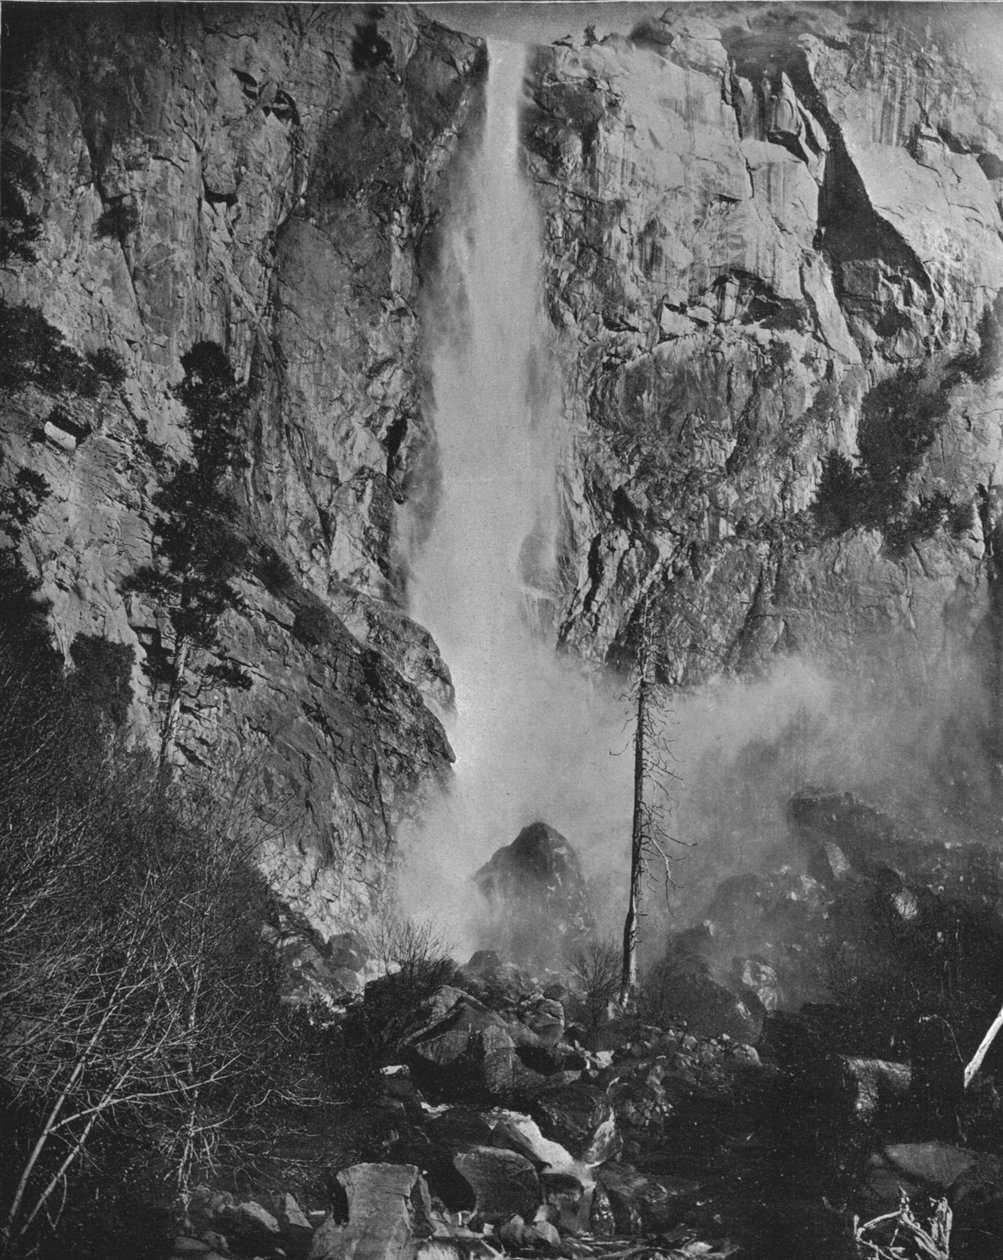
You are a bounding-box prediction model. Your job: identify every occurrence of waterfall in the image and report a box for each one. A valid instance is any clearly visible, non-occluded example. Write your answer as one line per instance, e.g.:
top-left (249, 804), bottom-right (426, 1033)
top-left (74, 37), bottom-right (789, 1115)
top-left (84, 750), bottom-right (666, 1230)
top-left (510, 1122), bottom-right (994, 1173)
top-left (409, 40), bottom-right (560, 717)
top-left (400, 42), bottom-right (631, 942)
top-left (408, 39), bottom-right (561, 781)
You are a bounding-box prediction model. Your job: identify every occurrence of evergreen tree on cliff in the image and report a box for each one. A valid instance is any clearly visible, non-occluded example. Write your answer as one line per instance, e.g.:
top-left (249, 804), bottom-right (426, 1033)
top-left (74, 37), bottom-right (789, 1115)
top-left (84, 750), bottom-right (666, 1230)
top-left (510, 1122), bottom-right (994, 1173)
top-left (127, 342), bottom-right (250, 779)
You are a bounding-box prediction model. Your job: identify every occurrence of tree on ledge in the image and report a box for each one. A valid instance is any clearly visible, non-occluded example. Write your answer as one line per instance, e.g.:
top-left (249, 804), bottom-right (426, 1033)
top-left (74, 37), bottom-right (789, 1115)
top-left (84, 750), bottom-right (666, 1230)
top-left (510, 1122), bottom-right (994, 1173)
top-left (619, 593), bottom-right (687, 1008)
top-left (126, 342), bottom-right (251, 779)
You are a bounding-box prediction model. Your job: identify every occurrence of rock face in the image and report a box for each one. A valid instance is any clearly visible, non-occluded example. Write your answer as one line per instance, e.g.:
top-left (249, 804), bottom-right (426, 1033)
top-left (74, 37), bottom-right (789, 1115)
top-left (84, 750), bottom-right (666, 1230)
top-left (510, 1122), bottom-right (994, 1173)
top-left (526, 5), bottom-right (1003, 704)
top-left (473, 822), bottom-right (594, 969)
top-left (0, 4), bottom-right (483, 936)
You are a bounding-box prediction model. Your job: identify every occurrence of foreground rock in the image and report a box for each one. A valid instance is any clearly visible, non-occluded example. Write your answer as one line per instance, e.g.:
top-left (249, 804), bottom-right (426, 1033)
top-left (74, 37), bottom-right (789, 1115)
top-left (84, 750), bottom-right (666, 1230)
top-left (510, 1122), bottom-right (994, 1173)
top-left (453, 1148), bottom-right (541, 1222)
top-left (310, 1164), bottom-right (433, 1260)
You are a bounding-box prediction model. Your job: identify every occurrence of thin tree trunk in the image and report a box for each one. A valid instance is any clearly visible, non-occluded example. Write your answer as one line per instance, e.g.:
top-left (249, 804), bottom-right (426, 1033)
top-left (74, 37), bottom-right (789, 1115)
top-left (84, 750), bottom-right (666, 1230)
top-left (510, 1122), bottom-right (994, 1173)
top-left (158, 636), bottom-right (190, 785)
top-left (620, 672), bottom-right (647, 1007)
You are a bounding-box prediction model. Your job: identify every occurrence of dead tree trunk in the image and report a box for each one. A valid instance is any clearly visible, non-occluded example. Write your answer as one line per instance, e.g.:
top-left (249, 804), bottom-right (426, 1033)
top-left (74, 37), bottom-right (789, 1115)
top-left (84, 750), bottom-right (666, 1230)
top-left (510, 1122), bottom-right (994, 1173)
top-left (620, 672), bottom-right (647, 1007)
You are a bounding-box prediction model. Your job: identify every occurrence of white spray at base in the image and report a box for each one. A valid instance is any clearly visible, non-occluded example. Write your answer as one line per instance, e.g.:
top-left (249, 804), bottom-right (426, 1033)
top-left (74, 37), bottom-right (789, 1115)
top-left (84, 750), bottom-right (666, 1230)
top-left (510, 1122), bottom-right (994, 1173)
top-left (399, 41), bottom-right (634, 952)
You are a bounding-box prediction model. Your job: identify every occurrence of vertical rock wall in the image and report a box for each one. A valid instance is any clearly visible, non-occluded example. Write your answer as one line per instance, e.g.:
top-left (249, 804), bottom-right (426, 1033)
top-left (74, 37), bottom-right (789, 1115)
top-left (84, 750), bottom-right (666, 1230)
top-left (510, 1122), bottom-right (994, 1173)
top-left (0, 3), bottom-right (483, 936)
top-left (528, 5), bottom-right (1003, 699)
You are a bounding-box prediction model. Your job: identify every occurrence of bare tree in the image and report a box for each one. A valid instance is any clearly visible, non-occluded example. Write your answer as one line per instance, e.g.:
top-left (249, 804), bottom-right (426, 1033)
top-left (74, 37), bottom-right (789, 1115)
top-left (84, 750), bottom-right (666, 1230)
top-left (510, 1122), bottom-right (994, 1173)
top-left (0, 741), bottom-right (276, 1257)
top-left (618, 594), bottom-right (687, 1008)
top-left (571, 938), bottom-right (620, 1041)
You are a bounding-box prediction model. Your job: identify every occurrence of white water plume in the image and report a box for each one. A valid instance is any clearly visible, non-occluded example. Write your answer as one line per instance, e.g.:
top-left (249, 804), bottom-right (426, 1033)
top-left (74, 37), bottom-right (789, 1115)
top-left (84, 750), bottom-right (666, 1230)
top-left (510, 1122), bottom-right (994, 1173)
top-left (399, 41), bottom-right (633, 948)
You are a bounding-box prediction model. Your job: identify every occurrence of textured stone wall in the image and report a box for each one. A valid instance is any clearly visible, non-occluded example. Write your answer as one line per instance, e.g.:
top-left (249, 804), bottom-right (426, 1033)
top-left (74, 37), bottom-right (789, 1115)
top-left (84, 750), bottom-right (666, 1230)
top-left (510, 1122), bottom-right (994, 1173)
top-left (0, 3), bottom-right (482, 936)
top-left (528, 5), bottom-right (1003, 692)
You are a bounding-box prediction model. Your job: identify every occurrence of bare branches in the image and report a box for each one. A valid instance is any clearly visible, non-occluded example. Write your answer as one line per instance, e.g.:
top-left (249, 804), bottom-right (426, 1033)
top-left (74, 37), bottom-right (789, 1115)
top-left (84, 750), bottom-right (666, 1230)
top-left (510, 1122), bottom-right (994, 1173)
top-left (0, 712), bottom-right (279, 1257)
top-left (854, 1190), bottom-right (951, 1260)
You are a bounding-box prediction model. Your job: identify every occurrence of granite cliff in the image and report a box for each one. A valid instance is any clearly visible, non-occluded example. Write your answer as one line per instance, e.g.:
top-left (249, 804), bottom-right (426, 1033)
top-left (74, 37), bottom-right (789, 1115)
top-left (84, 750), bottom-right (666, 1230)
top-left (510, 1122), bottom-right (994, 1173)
top-left (530, 5), bottom-right (1003, 698)
top-left (0, 2), bottom-right (482, 936)
top-left (4, 2), bottom-right (1003, 944)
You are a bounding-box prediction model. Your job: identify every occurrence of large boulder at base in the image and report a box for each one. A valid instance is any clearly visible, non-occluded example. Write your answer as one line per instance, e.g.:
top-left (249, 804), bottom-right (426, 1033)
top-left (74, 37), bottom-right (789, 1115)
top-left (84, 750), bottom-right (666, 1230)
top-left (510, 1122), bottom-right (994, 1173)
top-left (529, 1083), bottom-right (618, 1163)
top-left (309, 1164), bottom-right (433, 1260)
top-left (473, 822), bottom-right (593, 969)
top-left (453, 1147), bottom-right (542, 1221)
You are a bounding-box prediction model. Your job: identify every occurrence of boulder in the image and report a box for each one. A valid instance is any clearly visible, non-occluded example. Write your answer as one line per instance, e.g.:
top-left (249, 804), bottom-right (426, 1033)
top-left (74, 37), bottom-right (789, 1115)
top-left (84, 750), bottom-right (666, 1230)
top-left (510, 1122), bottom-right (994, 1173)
top-left (530, 1083), bottom-right (618, 1163)
top-left (406, 992), bottom-right (529, 1096)
top-left (734, 958), bottom-right (780, 1011)
top-left (405, 987), bottom-right (577, 1097)
top-left (833, 1056), bottom-right (912, 1123)
top-left (310, 1164), bottom-right (433, 1260)
top-left (489, 1111), bottom-right (578, 1173)
top-left (519, 996), bottom-right (565, 1047)
top-left (868, 1142), bottom-right (1003, 1203)
top-left (594, 1164), bottom-right (694, 1236)
top-left (649, 970), bottom-right (763, 1043)
top-left (452, 1147), bottom-right (542, 1221)
top-left (220, 1199), bottom-right (281, 1253)
top-left (539, 1171), bottom-right (587, 1232)
top-left (473, 823), bottom-right (593, 969)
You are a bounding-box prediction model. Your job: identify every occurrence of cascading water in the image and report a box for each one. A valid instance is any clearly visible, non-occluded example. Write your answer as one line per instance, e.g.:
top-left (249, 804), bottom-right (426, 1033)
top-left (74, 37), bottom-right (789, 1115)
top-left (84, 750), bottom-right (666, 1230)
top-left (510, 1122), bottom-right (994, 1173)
top-left (409, 40), bottom-right (561, 738)
top-left (401, 42), bottom-right (631, 945)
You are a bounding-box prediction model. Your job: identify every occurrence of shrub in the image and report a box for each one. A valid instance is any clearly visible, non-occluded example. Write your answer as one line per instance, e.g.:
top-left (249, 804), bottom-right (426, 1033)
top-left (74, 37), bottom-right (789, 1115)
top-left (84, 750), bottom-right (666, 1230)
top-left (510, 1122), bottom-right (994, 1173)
top-left (345, 917), bottom-right (460, 1066)
top-left (67, 634), bottom-right (134, 727)
top-left (124, 341), bottom-right (251, 774)
top-left (95, 200), bottom-right (139, 240)
top-left (570, 938), bottom-right (621, 1041)
top-left (0, 145), bottom-right (43, 266)
top-left (811, 370), bottom-right (956, 554)
top-left (0, 299), bottom-right (122, 398)
top-left (85, 347), bottom-right (126, 387)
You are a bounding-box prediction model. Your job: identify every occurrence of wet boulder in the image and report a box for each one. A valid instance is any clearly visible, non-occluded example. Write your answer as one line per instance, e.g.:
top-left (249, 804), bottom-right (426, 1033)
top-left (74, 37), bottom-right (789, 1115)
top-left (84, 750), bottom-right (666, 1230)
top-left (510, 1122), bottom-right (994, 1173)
top-left (529, 1082), bottom-right (618, 1163)
top-left (473, 822), bottom-right (593, 969)
top-left (310, 1164), bottom-right (433, 1260)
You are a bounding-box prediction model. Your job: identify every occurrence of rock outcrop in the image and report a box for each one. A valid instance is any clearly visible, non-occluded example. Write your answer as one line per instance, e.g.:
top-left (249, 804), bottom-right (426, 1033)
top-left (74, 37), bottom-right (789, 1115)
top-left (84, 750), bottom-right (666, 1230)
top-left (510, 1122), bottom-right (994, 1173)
top-left (473, 822), bottom-right (594, 969)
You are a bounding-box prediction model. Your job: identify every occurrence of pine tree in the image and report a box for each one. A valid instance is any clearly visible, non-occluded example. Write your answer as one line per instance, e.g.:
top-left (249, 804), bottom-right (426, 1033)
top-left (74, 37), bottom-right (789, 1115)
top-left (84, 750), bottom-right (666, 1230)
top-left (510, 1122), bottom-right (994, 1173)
top-left (127, 342), bottom-right (251, 778)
